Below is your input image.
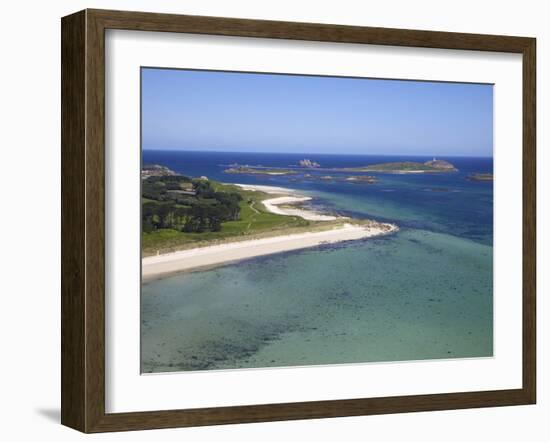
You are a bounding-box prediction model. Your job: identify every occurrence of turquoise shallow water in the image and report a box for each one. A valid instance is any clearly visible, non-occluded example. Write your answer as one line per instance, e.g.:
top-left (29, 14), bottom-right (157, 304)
top-left (141, 152), bottom-right (493, 373)
top-left (141, 229), bottom-right (492, 372)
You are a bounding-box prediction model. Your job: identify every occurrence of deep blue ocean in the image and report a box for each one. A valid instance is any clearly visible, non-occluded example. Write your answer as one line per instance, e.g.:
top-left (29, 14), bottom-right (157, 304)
top-left (141, 150), bottom-right (493, 373)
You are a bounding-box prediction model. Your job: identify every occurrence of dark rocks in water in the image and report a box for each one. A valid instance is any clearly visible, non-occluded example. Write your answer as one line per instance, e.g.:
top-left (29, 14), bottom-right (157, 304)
top-left (345, 175), bottom-right (378, 184)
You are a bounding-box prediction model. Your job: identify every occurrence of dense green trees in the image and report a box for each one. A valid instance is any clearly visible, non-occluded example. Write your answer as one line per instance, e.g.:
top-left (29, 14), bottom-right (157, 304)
top-left (142, 176), bottom-right (242, 233)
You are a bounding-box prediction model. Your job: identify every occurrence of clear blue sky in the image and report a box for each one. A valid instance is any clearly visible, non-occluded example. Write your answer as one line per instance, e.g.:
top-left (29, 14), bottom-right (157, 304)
top-left (142, 68), bottom-right (493, 157)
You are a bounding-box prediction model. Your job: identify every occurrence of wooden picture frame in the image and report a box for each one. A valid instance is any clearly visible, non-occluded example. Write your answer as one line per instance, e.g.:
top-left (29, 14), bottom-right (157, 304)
top-left (61, 8), bottom-right (536, 433)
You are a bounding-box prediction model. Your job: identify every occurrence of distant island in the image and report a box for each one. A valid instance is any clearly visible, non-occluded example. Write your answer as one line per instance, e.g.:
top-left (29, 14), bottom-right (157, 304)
top-left (298, 158), bottom-right (320, 168)
top-left (338, 159), bottom-right (458, 174)
top-left (141, 164), bottom-right (179, 179)
top-left (224, 165), bottom-right (378, 184)
top-left (224, 165), bottom-right (297, 175)
top-left (467, 173), bottom-right (493, 182)
top-left (223, 158), bottom-right (457, 177)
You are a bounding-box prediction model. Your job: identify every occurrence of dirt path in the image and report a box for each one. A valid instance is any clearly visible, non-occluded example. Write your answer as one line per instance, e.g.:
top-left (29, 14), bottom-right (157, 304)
top-left (249, 201), bottom-right (260, 214)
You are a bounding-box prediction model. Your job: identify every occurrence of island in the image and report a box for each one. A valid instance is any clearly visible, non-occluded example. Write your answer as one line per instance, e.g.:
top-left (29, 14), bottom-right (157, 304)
top-left (224, 165), bottom-right (297, 175)
top-left (141, 163), bottom-right (179, 179)
top-left (141, 166), bottom-right (397, 279)
top-left (467, 173), bottom-right (493, 182)
top-left (337, 158), bottom-right (458, 174)
top-left (223, 158), bottom-right (457, 176)
top-left (298, 158), bottom-right (320, 168)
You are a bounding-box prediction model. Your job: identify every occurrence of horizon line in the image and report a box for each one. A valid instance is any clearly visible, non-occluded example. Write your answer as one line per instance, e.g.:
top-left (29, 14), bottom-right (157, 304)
top-left (142, 149), bottom-right (494, 159)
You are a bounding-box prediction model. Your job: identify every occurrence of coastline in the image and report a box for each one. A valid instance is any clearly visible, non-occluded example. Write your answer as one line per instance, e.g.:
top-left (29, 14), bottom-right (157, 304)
top-left (262, 196), bottom-right (338, 221)
top-left (142, 183), bottom-right (397, 280)
top-left (236, 183), bottom-right (339, 220)
top-left (143, 222), bottom-right (396, 281)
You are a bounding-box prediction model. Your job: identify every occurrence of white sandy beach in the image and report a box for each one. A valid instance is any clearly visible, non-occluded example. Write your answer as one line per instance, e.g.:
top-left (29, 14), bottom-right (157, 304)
top-left (262, 196), bottom-right (339, 221)
top-left (143, 223), bottom-right (395, 281)
top-left (236, 183), bottom-right (339, 220)
top-left (142, 183), bottom-right (397, 279)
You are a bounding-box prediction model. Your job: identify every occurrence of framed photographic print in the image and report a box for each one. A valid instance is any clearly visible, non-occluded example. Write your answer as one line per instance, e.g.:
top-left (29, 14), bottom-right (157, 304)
top-left (61, 9), bottom-right (536, 433)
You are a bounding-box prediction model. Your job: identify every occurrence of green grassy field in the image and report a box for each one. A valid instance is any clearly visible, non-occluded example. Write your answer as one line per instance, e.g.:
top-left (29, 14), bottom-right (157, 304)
top-left (142, 183), bottom-right (314, 255)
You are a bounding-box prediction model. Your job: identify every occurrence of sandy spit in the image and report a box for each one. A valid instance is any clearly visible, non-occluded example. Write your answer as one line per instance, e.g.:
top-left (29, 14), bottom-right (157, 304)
top-left (142, 183), bottom-right (397, 280)
top-left (142, 223), bottom-right (396, 281)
